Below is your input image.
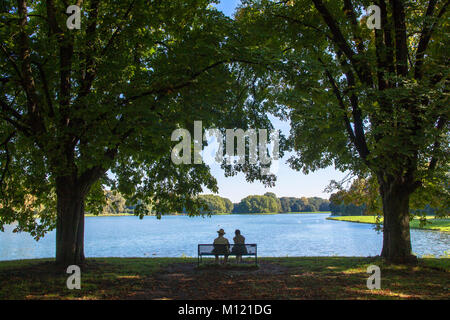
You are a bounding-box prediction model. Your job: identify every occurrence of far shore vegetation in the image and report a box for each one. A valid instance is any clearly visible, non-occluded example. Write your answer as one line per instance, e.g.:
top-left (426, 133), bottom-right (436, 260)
top-left (85, 211), bottom-right (331, 217)
top-left (98, 191), bottom-right (332, 216)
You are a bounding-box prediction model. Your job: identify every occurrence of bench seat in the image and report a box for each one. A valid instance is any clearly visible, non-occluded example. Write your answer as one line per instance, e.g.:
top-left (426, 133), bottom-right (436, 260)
top-left (197, 244), bottom-right (257, 265)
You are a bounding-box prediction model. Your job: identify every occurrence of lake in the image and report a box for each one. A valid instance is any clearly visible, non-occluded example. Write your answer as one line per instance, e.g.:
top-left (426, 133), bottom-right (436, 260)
top-left (0, 213), bottom-right (449, 261)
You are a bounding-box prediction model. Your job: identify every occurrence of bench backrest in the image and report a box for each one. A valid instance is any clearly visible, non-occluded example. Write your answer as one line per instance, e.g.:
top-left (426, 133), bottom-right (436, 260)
top-left (198, 244), bottom-right (257, 255)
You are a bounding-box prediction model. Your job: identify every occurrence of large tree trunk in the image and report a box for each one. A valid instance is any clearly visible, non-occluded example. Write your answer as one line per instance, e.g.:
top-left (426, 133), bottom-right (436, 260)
top-left (55, 177), bottom-right (86, 267)
top-left (379, 178), bottom-right (418, 264)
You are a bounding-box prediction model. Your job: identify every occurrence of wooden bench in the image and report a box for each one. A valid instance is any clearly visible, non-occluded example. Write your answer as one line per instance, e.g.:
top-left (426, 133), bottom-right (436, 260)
top-left (197, 244), bottom-right (257, 266)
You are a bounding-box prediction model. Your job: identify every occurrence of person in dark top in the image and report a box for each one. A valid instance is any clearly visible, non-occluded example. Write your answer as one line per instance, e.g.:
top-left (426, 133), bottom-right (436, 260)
top-left (231, 229), bottom-right (247, 263)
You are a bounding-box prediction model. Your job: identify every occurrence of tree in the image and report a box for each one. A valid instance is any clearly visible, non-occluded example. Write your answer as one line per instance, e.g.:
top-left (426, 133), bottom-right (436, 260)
top-left (264, 192), bottom-right (277, 198)
top-left (327, 177), bottom-right (381, 215)
top-left (0, 0), bottom-right (276, 266)
top-left (328, 175), bottom-right (449, 218)
top-left (279, 197), bottom-right (291, 212)
top-left (238, 0), bottom-right (449, 263)
top-left (233, 194), bottom-right (282, 213)
top-left (307, 196), bottom-right (329, 212)
top-left (318, 201), bottom-right (330, 212)
top-left (279, 196), bottom-right (329, 212)
top-left (223, 197), bottom-right (234, 213)
top-left (329, 190), bottom-right (366, 216)
top-left (102, 190), bottom-right (130, 215)
top-left (197, 194), bottom-right (233, 214)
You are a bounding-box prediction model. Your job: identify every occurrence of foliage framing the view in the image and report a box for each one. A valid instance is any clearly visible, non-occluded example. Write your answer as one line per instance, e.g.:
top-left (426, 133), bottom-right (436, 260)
top-left (0, 0), bottom-right (280, 248)
top-left (236, 0), bottom-right (449, 261)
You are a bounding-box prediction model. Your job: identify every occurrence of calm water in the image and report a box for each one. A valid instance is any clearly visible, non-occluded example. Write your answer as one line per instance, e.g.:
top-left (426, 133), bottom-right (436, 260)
top-left (0, 213), bottom-right (449, 260)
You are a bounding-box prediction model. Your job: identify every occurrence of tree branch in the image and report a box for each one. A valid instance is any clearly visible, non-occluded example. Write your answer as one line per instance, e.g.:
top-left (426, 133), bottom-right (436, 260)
top-left (76, 0), bottom-right (101, 101)
top-left (271, 13), bottom-right (334, 42)
top-left (428, 115), bottom-right (448, 172)
top-left (390, 0), bottom-right (408, 77)
top-left (415, 0), bottom-right (449, 80)
top-left (312, 0), bottom-right (374, 87)
top-left (0, 131), bottom-right (16, 194)
top-left (123, 60), bottom-right (233, 104)
top-left (319, 59), bottom-right (357, 145)
top-left (17, 0), bottom-right (46, 134)
top-left (45, 0), bottom-right (63, 35)
top-left (33, 60), bottom-right (55, 118)
top-left (0, 43), bottom-right (23, 82)
top-left (343, 0), bottom-right (365, 54)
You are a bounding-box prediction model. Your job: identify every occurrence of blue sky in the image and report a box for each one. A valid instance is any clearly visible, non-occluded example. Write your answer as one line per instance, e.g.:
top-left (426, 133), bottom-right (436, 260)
top-left (215, 0), bottom-right (241, 17)
top-left (200, 1), bottom-right (348, 202)
top-left (203, 116), bottom-right (348, 203)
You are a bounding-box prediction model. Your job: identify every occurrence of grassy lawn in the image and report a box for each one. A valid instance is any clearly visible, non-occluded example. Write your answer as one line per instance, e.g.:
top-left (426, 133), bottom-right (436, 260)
top-left (327, 216), bottom-right (450, 232)
top-left (0, 257), bottom-right (448, 300)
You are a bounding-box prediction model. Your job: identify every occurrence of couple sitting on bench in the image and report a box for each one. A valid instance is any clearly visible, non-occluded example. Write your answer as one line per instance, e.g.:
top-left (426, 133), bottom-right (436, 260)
top-left (213, 228), bottom-right (247, 264)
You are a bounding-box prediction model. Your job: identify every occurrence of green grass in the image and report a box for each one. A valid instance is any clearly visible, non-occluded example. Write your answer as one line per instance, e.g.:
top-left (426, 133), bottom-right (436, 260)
top-left (327, 216), bottom-right (450, 232)
top-left (0, 257), bottom-right (448, 300)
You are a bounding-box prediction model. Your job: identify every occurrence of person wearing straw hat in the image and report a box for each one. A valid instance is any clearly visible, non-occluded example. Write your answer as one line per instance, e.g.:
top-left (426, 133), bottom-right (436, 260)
top-left (212, 228), bottom-right (230, 264)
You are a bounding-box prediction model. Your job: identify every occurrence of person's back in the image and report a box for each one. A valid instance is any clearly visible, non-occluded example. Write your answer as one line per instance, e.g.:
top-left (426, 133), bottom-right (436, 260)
top-left (232, 230), bottom-right (247, 263)
top-left (233, 234), bottom-right (245, 244)
top-left (213, 229), bottom-right (229, 263)
top-left (214, 235), bottom-right (230, 245)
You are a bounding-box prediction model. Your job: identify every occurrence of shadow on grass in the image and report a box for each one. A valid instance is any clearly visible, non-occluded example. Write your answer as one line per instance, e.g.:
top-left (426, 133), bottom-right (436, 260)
top-left (0, 257), bottom-right (448, 300)
top-left (196, 263), bottom-right (260, 271)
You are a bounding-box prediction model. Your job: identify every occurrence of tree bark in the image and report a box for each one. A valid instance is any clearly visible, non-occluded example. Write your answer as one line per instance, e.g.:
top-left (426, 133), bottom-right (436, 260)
top-left (55, 177), bottom-right (86, 267)
top-left (379, 177), bottom-right (418, 264)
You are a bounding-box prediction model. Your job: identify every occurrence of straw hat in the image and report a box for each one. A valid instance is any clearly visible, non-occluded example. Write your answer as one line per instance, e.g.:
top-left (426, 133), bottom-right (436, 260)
top-left (217, 228), bottom-right (225, 235)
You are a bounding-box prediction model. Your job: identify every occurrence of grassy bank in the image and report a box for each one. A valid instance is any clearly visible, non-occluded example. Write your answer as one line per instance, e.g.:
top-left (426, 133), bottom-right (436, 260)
top-left (0, 257), bottom-right (448, 300)
top-left (327, 216), bottom-right (450, 232)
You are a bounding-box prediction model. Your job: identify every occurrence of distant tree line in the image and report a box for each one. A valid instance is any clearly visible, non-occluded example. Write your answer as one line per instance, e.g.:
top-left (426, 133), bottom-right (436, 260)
top-left (208, 192), bottom-right (330, 214)
top-left (329, 192), bottom-right (366, 216)
top-left (232, 192), bottom-right (282, 213)
top-left (198, 194), bottom-right (233, 214)
top-left (100, 191), bottom-right (330, 215)
top-left (98, 185), bottom-right (447, 216)
top-left (279, 196), bottom-right (330, 213)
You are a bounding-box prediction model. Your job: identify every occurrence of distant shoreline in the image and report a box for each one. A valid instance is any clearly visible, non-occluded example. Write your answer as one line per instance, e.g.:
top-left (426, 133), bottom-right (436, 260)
top-left (85, 211), bottom-right (332, 217)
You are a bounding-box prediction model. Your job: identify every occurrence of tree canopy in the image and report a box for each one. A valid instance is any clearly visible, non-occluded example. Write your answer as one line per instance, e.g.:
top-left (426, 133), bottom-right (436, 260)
top-left (279, 196), bottom-right (330, 212)
top-left (197, 194), bottom-right (234, 214)
top-left (237, 0), bottom-right (449, 263)
top-left (328, 175), bottom-right (449, 217)
top-left (233, 193), bottom-right (282, 213)
top-left (0, 0), bottom-right (279, 265)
